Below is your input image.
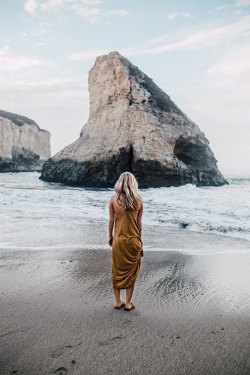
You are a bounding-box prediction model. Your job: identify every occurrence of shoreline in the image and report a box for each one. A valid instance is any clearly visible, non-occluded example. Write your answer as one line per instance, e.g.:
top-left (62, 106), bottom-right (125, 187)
top-left (1, 223), bottom-right (250, 254)
top-left (0, 247), bottom-right (249, 374)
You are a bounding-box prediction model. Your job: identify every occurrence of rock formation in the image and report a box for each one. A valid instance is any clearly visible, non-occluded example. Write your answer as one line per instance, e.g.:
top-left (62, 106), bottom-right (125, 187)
top-left (41, 51), bottom-right (227, 187)
top-left (0, 110), bottom-right (51, 172)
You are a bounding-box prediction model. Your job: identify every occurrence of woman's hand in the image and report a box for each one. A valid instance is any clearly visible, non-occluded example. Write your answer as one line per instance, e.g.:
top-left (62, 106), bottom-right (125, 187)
top-left (109, 197), bottom-right (115, 247)
top-left (109, 236), bottom-right (113, 247)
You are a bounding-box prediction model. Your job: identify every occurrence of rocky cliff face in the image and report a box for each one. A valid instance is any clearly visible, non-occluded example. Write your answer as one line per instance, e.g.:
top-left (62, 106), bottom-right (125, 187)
top-left (41, 51), bottom-right (227, 187)
top-left (0, 110), bottom-right (51, 172)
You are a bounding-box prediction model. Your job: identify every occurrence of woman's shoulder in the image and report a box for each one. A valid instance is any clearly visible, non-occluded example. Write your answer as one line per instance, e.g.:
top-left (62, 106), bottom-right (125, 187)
top-left (110, 194), bottom-right (120, 206)
top-left (138, 200), bottom-right (143, 210)
top-left (137, 194), bottom-right (143, 205)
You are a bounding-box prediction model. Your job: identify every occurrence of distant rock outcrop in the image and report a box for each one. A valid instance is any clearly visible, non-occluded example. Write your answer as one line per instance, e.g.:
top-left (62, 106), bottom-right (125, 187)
top-left (41, 51), bottom-right (227, 187)
top-left (0, 110), bottom-right (51, 172)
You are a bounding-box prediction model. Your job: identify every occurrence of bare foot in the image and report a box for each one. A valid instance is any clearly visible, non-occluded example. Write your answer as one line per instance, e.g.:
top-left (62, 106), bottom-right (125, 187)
top-left (124, 302), bottom-right (135, 311)
top-left (114, 301), bottom-right (125, 309)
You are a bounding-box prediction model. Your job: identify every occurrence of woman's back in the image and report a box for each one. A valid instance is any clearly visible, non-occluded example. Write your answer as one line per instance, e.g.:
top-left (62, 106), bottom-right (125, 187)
top-left (111, 194), bottom-right (140, 221)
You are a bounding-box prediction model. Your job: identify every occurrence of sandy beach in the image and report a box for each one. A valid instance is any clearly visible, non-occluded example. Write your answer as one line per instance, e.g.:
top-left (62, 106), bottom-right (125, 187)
top-left (0, 229), bottom-right (250, 375)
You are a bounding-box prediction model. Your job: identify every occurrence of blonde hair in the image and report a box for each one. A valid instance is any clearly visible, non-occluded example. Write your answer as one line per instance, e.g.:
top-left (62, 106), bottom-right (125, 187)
top-left (114, 172), bottom-right (142, 211)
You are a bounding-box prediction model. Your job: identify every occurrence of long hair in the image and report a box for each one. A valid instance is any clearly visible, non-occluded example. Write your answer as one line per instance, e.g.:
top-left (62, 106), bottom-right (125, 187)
top-left (114, 172), bottom-right (142, 211)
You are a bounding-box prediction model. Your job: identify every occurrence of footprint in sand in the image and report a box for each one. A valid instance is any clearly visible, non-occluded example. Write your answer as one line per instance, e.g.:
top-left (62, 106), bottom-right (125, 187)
top-left (54, 367), bottom-right (68, 374)
top-left (99, 335), bottom-right (124, 346)
top-left (51, 346), bottom-right (73, 358)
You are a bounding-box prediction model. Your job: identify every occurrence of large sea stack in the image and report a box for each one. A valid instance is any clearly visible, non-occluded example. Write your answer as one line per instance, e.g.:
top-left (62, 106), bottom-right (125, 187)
top-left (41, 51), bottom-right (227, 187)
top-left (0, 110), bottom-right (51, 172)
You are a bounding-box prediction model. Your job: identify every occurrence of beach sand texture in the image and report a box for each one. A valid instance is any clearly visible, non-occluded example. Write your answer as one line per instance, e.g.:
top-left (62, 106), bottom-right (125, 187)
top-left (0, 239), bottom-right (250, 375)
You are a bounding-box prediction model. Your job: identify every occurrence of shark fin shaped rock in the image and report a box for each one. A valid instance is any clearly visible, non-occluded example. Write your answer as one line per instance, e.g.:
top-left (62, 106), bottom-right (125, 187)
top-left (40, 51), bottom-right (227, 187)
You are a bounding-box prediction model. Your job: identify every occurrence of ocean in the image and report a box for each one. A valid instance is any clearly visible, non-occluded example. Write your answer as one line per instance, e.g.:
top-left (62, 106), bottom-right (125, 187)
top-left (0, 172), bottom-right (250, 253)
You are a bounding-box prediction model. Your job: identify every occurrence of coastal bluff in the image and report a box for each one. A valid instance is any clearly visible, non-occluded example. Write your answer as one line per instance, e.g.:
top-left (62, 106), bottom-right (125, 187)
top-left (41, 51), bottom-right (227, 188)
top-left (0, 110), bottom-right (51, 172)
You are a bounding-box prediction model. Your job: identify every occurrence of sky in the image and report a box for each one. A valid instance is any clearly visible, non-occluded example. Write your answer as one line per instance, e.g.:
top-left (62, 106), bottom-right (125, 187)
top-left (0, 0), bottom-right (250, 175)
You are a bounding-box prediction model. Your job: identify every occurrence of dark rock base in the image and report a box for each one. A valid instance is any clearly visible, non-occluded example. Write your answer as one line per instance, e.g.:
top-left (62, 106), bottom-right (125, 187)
top-left (40, 153), bottom-right (228, 188)
top-left (0, 158), bottom-right (44, 173)
top-left (0, 146), bottom-right (45, 173)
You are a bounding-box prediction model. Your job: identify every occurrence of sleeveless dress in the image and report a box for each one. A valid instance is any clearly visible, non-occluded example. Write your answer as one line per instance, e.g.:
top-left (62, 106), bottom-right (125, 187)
top-left (112, 208), bottom-right (143, 289)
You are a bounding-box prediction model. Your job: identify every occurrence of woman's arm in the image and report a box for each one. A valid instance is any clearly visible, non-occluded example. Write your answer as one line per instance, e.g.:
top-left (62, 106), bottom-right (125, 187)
top-left (137, 201), bottom-right (143, 233)
top-left (109, 196), bottom-right (115, 246)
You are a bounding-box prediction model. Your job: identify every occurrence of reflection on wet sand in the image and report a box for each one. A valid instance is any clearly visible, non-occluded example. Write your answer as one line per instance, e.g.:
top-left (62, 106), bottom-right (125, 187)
top-left (0, 248), bottom-right (249, 375)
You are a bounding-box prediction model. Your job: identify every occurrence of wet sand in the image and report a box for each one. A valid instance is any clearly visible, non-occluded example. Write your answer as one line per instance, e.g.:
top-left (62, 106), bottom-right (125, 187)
top-left (0, 244), bottom-right (250, 374)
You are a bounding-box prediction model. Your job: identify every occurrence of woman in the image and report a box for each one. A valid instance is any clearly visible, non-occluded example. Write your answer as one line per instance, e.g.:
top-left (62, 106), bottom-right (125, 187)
top-left (109, 172), bottom-right (143, 311)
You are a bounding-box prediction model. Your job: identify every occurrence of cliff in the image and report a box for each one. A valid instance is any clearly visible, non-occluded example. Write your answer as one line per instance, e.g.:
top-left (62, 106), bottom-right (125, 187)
top-left (0, 110), bottom-right (51, 172)
top-left (40, 51), bottom-right (227, 187)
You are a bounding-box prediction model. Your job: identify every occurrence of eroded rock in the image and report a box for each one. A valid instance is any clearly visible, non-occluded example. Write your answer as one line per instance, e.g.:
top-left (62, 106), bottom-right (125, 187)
top-left (41, 51), bottom-right (227, 187)
top-left (0, 110), bottom-right (51, 172)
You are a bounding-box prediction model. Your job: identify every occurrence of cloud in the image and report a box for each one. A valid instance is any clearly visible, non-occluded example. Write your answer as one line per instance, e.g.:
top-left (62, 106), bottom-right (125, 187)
top-left (236, 0), bottom-right (250, 5)
top-left (23, 0), bottom-right (130, 23)
top-left (207, 55), bottom-right (250, 77)
top-left (206, 44), bottom-right (250, 87)
top-left (70, 4), bottom-right (101, 21)
top-left (106, 10), bottom-right (130, 17)
top-left (0, 46), bottom-right (52, 72)
top-left (40, 0), bottom-right (102, 10)
top-left (32, 28), bottom-right (49, 37)
top-left (67, 16), bottom-right (250, 64)
top-left (1, 38), bottom-right (11, 43)
top-left (0, 73), bottom-right (88, 116)
top-left (40, 0), bottom-right (75, 12)
top-left (168, 12), bottom-right (193, 21)
top-left (0, 76), bottom-right (83, 91)
top-left (26, 77), bottom-right (88, 92)
top-left (215, 0), bottom-right (250, 10)
top-left (215, 3), bottom-right (234, 10)
top-left (68, 48), bottom-right (109, 60)
top-left (147, 35), bottom-right (169, 45)
top-left (138, 16), bottom-right (250, 54)
top-left (24, 0), bottom-right (38, 14)
top-left (81, 0), bottom-right (103, 4)
top-left (0, 46), bottom-right (9, 56)
top-left (68, 47), bottom-right (140, 61)
top-left (33, 42), bottom-right (48, 47)
top-left (71, 4), bottom-right (130, 22)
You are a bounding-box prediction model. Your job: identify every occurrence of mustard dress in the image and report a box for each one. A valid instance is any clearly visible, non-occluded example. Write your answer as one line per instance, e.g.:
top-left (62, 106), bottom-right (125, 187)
top-left (112, 209), bottom-right (143, 289)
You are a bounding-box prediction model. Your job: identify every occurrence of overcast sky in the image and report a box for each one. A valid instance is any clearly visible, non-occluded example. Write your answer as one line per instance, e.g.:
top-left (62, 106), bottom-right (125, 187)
top-left (1, 0), bottom-right (250, 174)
